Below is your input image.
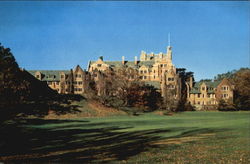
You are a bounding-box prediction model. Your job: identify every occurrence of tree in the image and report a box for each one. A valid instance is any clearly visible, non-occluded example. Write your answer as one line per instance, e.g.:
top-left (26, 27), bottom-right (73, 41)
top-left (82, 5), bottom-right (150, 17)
top-left (231, 68), bottom-right (250, 110)
top-left (91, 67), bottom-right (161, 111)
top-left (0, 44), bottom-right (57, 121)
top-left (217, 99), bottom-right (236, 111)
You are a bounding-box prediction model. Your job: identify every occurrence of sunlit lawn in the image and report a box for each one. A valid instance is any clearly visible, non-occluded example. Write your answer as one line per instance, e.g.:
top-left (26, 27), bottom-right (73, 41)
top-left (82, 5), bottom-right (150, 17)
top-left (0, 111), bottom-right (249, 163)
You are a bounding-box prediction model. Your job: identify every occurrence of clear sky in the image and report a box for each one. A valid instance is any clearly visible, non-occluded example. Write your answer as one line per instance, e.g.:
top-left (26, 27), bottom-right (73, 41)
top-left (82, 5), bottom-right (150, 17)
top-left (0, 1), bottom-right (249, 81)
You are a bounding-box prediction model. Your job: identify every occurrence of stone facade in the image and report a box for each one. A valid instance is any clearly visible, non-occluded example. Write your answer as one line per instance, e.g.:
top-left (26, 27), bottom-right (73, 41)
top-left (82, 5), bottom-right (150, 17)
top-left (28, 44), bottom-right (235, 110)
top-left (188, 78), bottom-right (234, 110)
top-left (88, 45), bottom-right (194, 100)
top-left (28, 65), bottom-right (90, 94)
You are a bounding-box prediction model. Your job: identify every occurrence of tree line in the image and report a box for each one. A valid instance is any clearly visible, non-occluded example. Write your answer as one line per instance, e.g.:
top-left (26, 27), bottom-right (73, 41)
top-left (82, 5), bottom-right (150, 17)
top-left (1, 43), bottom-right (249, 121)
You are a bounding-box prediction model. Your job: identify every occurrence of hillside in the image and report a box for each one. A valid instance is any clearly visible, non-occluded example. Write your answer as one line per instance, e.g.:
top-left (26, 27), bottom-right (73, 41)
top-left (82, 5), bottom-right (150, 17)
top-left (43, 98), bottom-right (127, 119)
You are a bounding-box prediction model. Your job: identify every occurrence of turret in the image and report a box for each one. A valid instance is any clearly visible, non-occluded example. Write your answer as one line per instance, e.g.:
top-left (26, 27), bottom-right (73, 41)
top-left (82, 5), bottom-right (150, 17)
top-left (122, 56), bottom-right (125, 65)
top-left (134, 56), bottom-right (138, 65)
top-left (166, 46), bottom-right (172, 62)
top-left (140, 51), bottom-right (147, 61)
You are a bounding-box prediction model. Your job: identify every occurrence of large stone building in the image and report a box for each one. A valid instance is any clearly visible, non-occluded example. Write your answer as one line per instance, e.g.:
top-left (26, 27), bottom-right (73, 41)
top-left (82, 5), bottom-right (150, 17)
top-left (28, 44), bottom-right (234, 110)
top-left (28, 65), bottom-right (90, 94)
top-left (187, 78), bottom-right (234, 110)
top-left (88, 45), bottom-right (194, 100)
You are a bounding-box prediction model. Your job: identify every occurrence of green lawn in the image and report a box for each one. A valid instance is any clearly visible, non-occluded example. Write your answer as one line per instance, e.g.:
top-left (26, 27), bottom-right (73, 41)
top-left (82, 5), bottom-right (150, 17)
top-left (0, 111), bottom-right (250, 163)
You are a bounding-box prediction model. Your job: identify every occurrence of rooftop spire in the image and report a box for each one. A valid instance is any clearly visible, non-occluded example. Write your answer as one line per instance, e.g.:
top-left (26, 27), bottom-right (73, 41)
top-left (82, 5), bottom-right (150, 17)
top-left (168, 33), bottom-right (171, 47)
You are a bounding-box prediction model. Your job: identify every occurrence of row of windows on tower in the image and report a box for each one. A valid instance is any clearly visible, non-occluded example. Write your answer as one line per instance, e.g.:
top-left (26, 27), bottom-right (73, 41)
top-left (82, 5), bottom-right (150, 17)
top-left (64, 88), bottom-right (83, 92)
top-left (47, 81), bottom-right (59, 85)
top-left (196, 94), bottom-right (215, 98)
top-left (47, 81), bottom-right (83, 85)
top-left (74, 88), bottom-right (83, 92)
top-left (196, 101), bottom-right (216, 105)
top-left (60, 74), bottom-right (83, 79)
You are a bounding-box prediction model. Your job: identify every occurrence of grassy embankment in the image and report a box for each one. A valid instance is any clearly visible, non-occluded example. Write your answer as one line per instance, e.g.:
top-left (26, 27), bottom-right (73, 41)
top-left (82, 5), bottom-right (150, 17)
top-left (0, 111), bottom-right (249, 163)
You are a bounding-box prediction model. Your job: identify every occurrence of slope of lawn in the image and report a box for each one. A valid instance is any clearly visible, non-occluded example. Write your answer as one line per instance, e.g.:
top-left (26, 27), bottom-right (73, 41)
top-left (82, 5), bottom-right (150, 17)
top-left (0, 111), bottom-right (249, 163)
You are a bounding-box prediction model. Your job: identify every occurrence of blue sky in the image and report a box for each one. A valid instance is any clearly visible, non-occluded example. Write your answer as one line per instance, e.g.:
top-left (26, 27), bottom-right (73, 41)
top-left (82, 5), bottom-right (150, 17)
top-left (0, 1), bottom-right (249, 81)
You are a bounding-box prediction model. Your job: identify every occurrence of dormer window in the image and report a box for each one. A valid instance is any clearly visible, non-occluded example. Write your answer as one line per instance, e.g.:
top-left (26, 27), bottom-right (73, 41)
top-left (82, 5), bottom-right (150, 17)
top-left (202, 87), bottom-right (205, 91)
top-left (168, 77), bottom-right (174, 81)
top-left (221, 85), bottom-right (229, 91)
top-left (36, 75), bottom-right (40, 79)
top-left (97, 64), bottom-right (102, 67)
top-left (61, 75), bottom-right (64, 79)
top-left (222, 94), bottom-right (229, 98)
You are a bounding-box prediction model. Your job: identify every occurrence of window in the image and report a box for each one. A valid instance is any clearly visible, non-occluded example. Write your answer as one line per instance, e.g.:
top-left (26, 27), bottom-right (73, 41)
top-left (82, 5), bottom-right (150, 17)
top-left (168, 77), bottom-right (174, 81)
top-left (154, 75), bottom-right (155, 79)
top-left (203, 94), bottom-right (205, 98)
top-left (144, 76), bottom-right (147, 79)
top-left (168, 85), bottom-right (175, 89)
top-left (78, 81), bottom-right (83, 85)
top-left (197, 101), bottom-right (200, 105)
top-left (221, 86), bottom-right (229, 91)
top-left (154, 70), bottom-right (156, 73)
top-left (198, 94), bottom-right (201, 98)
top-left (202, 87), bottom-right (205, 91)
top-left (144, 70), bottom-right (147, 73)
top-left (61, 75), bottom-right (64, 78)
top-left (75, 74), bottom-right (80, 78)
top-left (222, 94), bottom-right (229, 98)
top-left (36, 75), bottom-right (40, 79)
top-left (56, 82), bottom-right (59, 85)
top-left (97, 64), bottom-right (102, 67)
top-left (140, 70), bottom-right (143, 74)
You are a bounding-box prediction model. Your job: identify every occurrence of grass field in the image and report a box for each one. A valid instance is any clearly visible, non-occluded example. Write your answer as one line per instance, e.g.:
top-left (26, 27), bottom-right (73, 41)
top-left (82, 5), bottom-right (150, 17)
top-left (0, 111), bottom-right (250, 163)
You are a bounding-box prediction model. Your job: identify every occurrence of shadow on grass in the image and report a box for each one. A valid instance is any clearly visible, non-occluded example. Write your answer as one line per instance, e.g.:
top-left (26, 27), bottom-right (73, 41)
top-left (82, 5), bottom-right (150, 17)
top-left (0, 119), bottom-right (229, 163)
top-left (0, 94), bottom-right (85, 124)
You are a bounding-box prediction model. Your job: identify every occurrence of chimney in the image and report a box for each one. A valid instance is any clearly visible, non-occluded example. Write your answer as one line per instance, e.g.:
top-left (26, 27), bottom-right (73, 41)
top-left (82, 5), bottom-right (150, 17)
top-left (122, 56), bottom-right (125, 65)
top-left (189, 76), bottom-right (193, 89)
top-left (134, 56), bottom-right (138, 65)
top-left (99, 56), bottom-right (103, 61)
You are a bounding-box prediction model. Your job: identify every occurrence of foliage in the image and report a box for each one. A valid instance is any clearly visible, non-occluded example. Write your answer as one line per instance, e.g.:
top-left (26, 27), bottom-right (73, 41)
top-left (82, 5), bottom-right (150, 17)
top-left (231, 68), bottom-right (250, 110)
top-left (214, 70), bottom-right (236, 81)
top-left (217, 99), bottom-right (237, 111)
top-left (90, 68), bottom-right (161, 111)
top-left (0, 44), bottom-right (78, 122)
top-left (213, 68), bottom-right (250, 111)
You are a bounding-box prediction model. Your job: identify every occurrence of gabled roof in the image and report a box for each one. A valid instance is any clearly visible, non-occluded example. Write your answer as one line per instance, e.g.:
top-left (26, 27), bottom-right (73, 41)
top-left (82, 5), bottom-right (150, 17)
top-left (89, 60), bottom-right (155, 69)
top-left (190, 80), bottom-right (222, 94)
top-left (28, 70), bottom-right (70, 81)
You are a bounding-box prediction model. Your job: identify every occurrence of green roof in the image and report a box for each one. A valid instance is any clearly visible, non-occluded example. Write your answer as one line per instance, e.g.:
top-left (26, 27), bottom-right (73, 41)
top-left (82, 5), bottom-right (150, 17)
top-left (190, 80), bottom-right (222, 94)
top-left (144, 81), bottom-right (161, 89)
top-left (89, 60), bottom-right (155, 69)
top-left (28, 70), bottom-right (70, 81)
